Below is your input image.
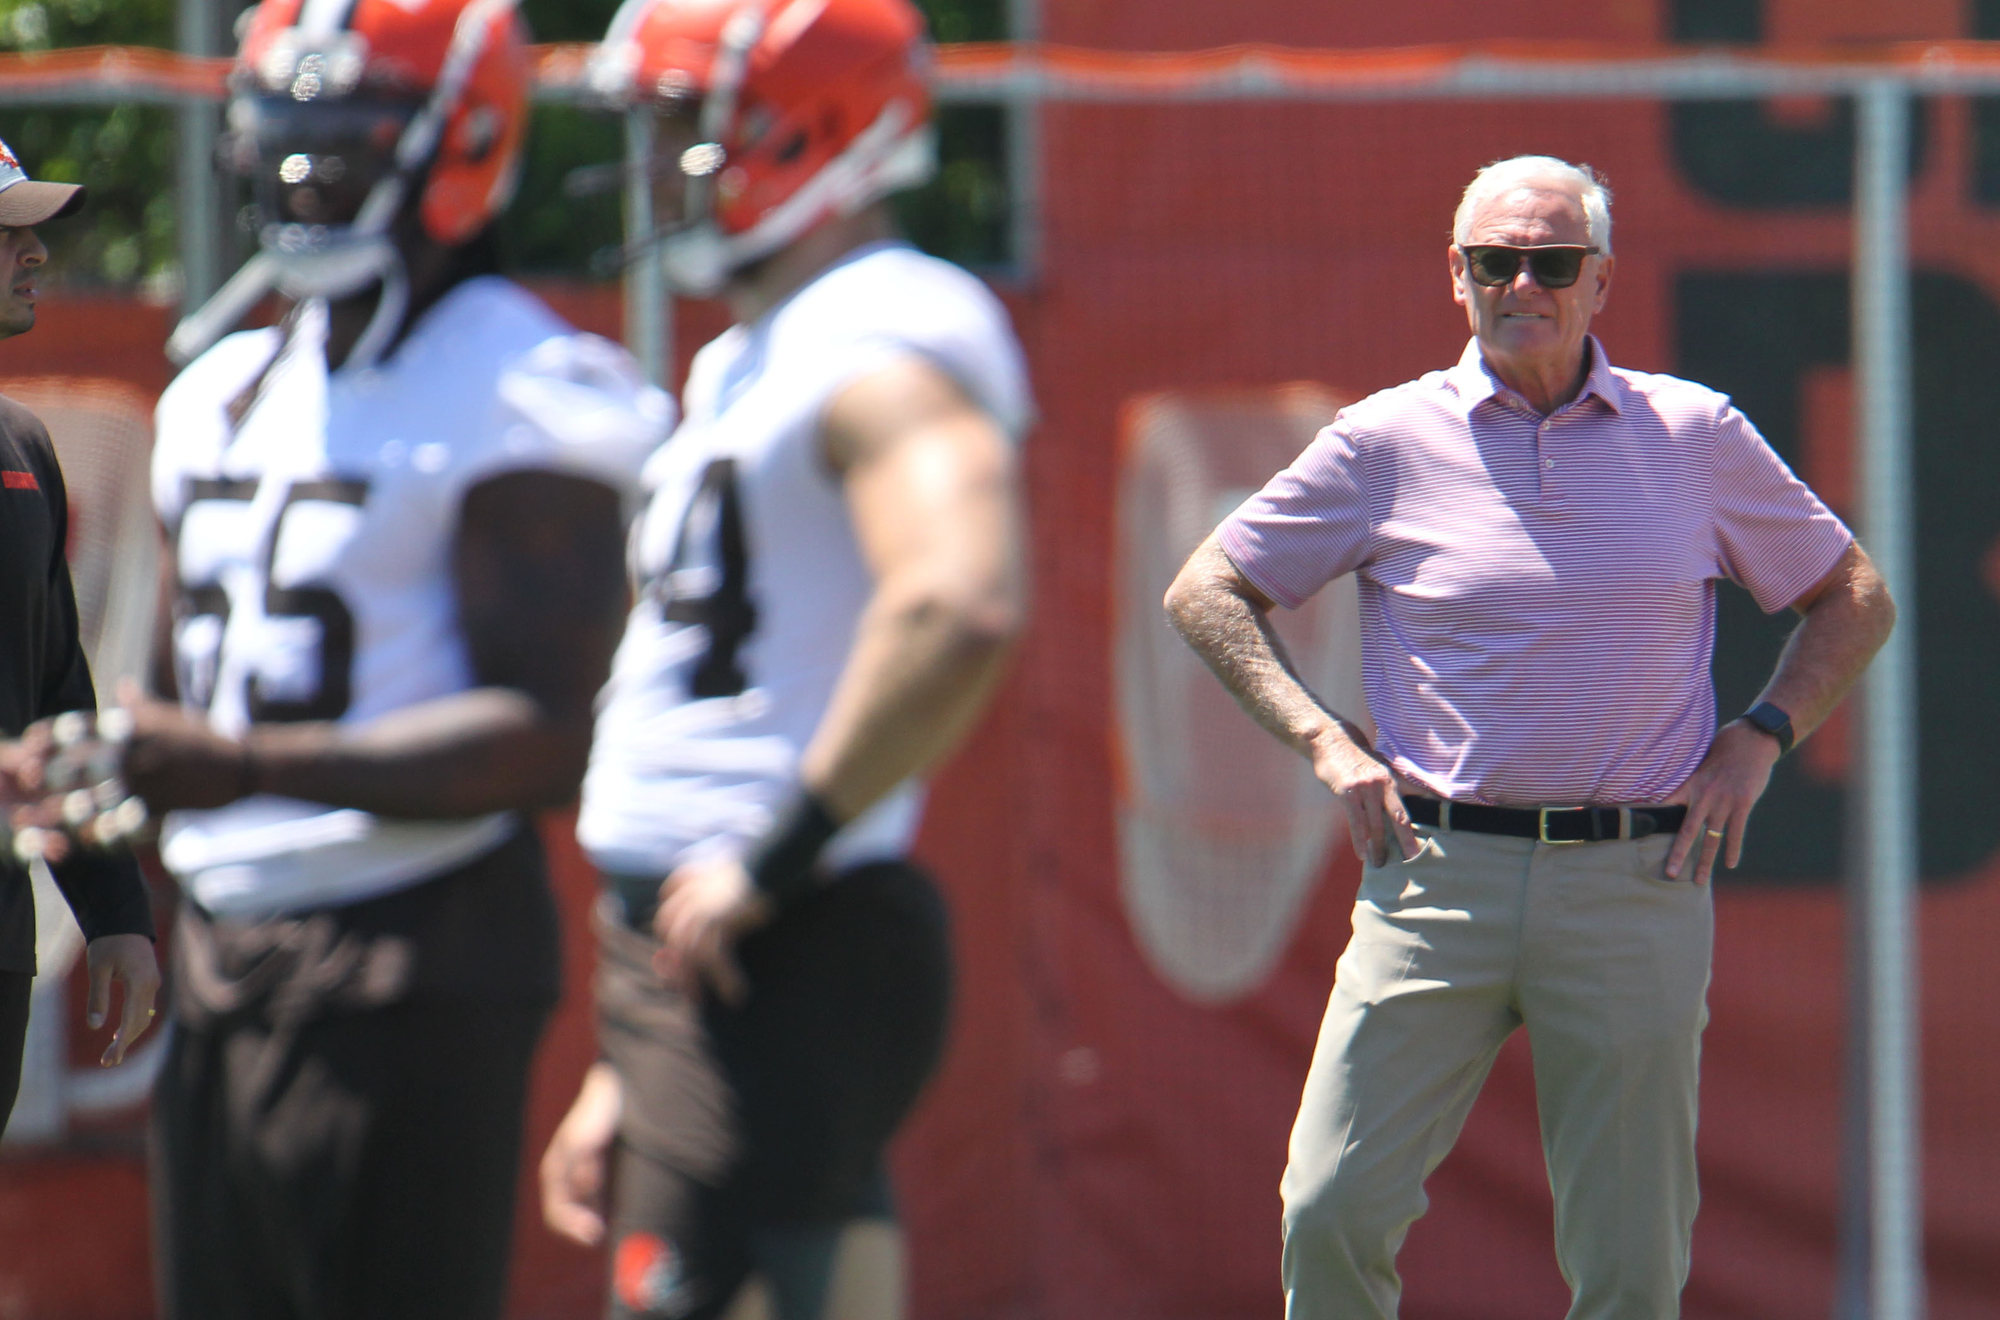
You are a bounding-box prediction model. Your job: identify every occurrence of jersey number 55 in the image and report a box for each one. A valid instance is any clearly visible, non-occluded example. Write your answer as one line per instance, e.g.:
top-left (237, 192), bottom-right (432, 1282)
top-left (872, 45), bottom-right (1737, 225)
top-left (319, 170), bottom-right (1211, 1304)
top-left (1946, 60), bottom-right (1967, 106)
top-left (173, 476), bottom-right (369, 723)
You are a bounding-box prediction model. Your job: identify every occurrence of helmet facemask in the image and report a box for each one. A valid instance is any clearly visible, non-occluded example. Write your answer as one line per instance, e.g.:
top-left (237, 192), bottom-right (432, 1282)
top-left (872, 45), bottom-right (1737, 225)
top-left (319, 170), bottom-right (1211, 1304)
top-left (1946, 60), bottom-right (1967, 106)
top-left (170, 0), bottom-right (527, 370)
top-left (230, 93), bottom-right (420, 366)
top-left (589, 0), bottom-right (937, 299)
top-left (647, 108), bottom-right (936, 297)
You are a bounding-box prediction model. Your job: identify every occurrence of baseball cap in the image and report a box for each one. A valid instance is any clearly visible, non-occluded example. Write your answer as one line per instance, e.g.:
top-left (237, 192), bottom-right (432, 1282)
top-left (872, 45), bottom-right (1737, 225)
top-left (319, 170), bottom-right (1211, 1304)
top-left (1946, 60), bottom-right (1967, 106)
top-left (0, 138), bottom-right (84, 227)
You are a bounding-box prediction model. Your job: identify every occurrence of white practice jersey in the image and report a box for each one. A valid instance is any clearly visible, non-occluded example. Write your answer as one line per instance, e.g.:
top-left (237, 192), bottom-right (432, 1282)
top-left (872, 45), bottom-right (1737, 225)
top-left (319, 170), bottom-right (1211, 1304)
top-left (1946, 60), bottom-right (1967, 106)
top-left (154, 276), bottom-right (673, 916)
top-left (577, 242), bottom-right (1031, 878)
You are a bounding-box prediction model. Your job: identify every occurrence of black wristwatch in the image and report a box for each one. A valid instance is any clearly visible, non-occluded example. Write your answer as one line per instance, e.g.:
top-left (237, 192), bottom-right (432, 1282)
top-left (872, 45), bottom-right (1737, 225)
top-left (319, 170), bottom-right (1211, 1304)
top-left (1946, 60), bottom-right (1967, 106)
top-left (1741, 701), bottom-right (1795, 756)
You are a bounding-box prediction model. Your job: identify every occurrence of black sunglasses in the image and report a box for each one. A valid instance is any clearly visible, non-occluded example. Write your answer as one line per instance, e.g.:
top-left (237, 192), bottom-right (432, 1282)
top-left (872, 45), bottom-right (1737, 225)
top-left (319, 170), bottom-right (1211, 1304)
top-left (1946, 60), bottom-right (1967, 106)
top-left (1458, 244), bottom-right (1601, 289)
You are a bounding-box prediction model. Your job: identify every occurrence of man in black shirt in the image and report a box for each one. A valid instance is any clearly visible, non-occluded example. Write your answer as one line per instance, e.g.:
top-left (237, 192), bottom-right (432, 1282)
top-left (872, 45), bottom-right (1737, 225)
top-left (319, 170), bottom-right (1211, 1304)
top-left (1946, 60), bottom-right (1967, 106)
top-left (0, 141), bottom-right (159, 1134)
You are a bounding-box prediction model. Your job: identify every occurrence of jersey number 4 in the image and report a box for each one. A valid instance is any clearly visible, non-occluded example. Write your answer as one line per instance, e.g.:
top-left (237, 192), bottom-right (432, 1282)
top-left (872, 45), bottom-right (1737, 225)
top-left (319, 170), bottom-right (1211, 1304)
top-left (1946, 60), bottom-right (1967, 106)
top-left (651, 458), bottom-right (758, 699)
top-left (176, 477), bottom-right (369, 723)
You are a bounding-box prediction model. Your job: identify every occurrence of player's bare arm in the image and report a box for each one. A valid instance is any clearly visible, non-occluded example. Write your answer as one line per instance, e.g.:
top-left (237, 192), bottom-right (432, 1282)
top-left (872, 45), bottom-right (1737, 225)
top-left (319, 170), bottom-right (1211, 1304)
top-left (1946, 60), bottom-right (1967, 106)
top-left (1165, 534), bottom-right (1418, 868)
top-left (653, 356), bottom-right (1027, 999)
top-left (1667, 541), bottom-right (1895, 884)
top-left (115, 470), bottom-right (627, 818)
top-left (805, 356), bottom-right (1027, 815)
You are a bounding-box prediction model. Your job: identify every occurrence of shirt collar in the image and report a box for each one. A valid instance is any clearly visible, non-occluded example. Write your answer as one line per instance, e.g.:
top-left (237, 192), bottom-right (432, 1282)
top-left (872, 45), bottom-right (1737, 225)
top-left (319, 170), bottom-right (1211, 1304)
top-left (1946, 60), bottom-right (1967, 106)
top-left (1451, 335), bottom-right (1627, 416)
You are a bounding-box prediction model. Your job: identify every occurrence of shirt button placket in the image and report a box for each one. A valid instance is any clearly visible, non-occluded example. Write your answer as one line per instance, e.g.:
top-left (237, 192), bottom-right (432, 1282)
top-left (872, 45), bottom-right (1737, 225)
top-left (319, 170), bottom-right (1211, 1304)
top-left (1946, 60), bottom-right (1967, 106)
top-left (1537, 417), bottom-right (1557, 499)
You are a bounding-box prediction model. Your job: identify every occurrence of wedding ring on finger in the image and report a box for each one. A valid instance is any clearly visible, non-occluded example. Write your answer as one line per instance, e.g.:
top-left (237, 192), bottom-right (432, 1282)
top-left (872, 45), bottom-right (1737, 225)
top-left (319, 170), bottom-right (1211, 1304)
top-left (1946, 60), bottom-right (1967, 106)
top-left (1704, 828), bottom-right (1725, 840)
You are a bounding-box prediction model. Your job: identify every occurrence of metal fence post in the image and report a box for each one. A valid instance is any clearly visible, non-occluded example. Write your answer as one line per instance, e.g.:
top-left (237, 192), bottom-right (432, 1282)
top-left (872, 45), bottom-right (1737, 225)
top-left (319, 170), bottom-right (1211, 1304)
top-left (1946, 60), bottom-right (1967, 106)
top-left (176, 0), bottom-right (224, 308)
top-left (1851, 75), bottom-right (1924, 1320)
top-left (1005, 0), bottom-right (1041, 279)
top-left (623, 107), bottom-right (669, 388)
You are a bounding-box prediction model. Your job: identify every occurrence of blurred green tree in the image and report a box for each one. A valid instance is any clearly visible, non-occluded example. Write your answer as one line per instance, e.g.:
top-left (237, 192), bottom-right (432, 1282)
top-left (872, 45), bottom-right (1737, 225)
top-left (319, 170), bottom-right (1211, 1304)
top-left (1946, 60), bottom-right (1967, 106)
top-left (0, 0), bottom-right (1010, 287)
top-left (898, 0), bottom-right (1012, 270)
top-left (0, 0), bottom-right (186, 290)
top-left (498, 0), bottom-right (626, 275)
top-left (918, 0), bottom-right (1003, 43)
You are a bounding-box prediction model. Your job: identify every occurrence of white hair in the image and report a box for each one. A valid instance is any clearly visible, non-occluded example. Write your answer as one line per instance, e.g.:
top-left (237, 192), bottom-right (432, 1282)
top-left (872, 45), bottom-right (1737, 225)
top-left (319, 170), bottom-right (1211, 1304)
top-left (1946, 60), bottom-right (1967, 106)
top-left (1453, 155), bottom-right (1613, 255)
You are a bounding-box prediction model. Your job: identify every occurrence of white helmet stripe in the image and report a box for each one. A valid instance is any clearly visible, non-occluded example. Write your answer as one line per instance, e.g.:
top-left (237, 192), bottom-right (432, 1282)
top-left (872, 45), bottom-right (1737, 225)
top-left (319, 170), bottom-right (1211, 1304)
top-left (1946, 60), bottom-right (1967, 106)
top-left (390, 0), bottom-right (517, 175)
top-left (296, 0), bottom-right (363, 38)
top-left (599, 0), bottom-right (652, 56)
top-left (582, 0), bottom-right (651, 101)
top-left (700, 3), bottom-right (766, 143)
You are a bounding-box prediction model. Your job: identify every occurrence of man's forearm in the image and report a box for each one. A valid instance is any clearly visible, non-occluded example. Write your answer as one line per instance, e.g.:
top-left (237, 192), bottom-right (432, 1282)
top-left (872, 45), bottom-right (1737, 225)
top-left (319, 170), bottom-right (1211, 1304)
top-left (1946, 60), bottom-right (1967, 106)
top-left (243, 688), bottom-right (593, 818)
top-left (242, 469), bottom-right (622, 820)
top-left (809, 367), bottom-right (1027, 824)
top-left (1164, 536), bottom-right (1357, 761)
top-left (796, 571), bottom-right (1022, 822)
top-left (1758, 544), bottom-right (1897, 742)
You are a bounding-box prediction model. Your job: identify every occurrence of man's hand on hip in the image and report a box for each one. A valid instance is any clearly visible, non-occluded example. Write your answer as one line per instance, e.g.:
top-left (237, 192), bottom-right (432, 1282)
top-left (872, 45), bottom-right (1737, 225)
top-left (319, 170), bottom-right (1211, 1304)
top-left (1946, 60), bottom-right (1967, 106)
top-left (1310, 722), bottom-right (1421, 869)
top-left (1666, 719), bottom-right (1784, 885)
top-left (651, 856), bottom-right (773, 1005)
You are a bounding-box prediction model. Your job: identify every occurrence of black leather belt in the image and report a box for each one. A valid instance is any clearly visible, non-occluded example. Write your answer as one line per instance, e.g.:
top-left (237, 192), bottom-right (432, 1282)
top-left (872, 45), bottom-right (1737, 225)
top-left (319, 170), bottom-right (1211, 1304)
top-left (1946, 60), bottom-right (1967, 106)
top-left (1406, 797), bottom-right (1686, 844)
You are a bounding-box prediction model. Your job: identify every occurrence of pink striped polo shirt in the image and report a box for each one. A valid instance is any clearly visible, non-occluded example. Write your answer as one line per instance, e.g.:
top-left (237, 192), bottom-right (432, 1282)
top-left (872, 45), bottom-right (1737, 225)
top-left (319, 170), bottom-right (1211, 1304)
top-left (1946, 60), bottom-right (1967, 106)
top-left (1216, 337), bottom-right (1853, 807)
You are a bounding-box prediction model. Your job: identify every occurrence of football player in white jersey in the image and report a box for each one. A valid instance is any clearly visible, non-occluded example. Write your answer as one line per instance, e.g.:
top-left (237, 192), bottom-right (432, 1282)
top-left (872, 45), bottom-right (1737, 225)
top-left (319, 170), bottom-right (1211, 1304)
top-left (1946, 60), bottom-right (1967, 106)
top-left (14, 2), bottom-right (668, 1317)
top-left (537, 2), bottom-right (1031, 1318)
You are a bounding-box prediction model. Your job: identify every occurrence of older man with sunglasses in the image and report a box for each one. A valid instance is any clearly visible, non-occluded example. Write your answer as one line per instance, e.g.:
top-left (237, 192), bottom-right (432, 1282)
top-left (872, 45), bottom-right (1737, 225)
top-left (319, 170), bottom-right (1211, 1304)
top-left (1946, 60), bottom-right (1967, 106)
top-left (1166, 155), bottom-right (1895, 1318)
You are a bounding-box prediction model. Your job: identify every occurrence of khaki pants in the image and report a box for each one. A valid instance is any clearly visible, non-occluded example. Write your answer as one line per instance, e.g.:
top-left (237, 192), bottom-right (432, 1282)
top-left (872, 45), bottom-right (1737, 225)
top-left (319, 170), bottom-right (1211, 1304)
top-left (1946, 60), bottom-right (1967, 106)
top-left (1281, 826), bottom-right (1714, 1320)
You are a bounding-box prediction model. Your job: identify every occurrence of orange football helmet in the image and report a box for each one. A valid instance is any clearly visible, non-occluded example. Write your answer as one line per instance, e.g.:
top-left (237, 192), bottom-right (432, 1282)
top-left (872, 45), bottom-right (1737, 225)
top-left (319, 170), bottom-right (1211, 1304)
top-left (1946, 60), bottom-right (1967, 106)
top-left (589, 0), bottom-right (935, 294)
top-left (171, 0), bottom-right (530, 365)
top-left (237, 0), bottom-right (529, 246)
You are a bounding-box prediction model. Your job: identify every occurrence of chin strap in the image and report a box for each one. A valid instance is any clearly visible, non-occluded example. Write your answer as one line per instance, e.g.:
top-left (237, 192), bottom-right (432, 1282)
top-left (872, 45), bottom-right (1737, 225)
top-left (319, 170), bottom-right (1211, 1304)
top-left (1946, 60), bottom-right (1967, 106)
top-left (170, 239), bottom-right (408, 373)
top-left (167, 253), bottom-right (279, 366)
top-left (330, 248), bottom-right (409, 372)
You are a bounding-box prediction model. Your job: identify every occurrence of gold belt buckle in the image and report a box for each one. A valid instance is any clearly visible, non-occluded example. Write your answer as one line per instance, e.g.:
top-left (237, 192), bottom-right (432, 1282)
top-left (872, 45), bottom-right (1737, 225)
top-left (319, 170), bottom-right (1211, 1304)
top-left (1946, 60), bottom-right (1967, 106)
top-left (1539, 808), bottom-right (1586, 844)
